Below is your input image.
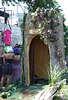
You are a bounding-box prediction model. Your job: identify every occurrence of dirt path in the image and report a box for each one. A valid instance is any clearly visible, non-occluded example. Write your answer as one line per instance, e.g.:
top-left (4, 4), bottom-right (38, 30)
top-left (0, 88), bottom-right (66, 100)
top-left (0, 86), bottom-right (42, 100)
top-left (0, 82), bottom-right (67, 100)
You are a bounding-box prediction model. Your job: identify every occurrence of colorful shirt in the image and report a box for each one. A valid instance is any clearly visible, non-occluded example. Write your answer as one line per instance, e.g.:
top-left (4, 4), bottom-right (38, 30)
top-left (3, 29), bottom-right (12, 46)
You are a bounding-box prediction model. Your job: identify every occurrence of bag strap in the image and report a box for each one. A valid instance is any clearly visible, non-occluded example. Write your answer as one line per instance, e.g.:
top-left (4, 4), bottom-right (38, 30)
top-left (7, 20), bottom-right (11, 30)
top-left (4, 18), bottom-right (11, 30)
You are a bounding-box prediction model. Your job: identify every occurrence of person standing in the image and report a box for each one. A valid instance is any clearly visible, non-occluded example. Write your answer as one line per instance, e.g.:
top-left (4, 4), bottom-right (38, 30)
top-left (0, 48), bottom-right (4, 81)
top-left (0, 52), bottom-right (14, 87)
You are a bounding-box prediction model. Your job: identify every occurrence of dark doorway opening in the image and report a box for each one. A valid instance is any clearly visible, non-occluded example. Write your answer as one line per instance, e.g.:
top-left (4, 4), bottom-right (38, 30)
top-left (29, 35), bottom-right (50, 85)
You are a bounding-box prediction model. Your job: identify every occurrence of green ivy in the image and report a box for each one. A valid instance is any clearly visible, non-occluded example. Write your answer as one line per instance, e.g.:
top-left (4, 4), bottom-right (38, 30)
top-left (20, 13), bottom-right (27, 31)
top-left (31, 7), bottom-right (62, 58)
top-left (20, 13), bottom-right (27, 58)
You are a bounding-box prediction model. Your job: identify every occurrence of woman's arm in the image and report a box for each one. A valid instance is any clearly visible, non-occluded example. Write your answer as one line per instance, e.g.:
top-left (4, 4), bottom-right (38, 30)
top-left (0, 49), bottom-right (4, 57)
top-left (1, 53), bottom-right (6, 64)
top-left (3, 57), bottom-right (5, 64)
top-left (0, 50), bottom-right (5, 63)
top-left (0, 49), bottom-right (2, 57)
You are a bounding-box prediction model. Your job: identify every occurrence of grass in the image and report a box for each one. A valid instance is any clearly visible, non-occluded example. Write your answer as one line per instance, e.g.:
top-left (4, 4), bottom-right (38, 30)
top-left (7, 91), bottom-right (24, 99)
top-left (0, 79), bottom-right (48, 100)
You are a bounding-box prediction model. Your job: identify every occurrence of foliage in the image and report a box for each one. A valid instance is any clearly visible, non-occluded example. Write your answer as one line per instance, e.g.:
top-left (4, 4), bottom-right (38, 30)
top-left (7, 84), bottom-right (24, 99)
top-left (20, 13), bottom-right (27, 31)
top-left (26, 0), bottom-right (62, 12)
top-left (40, 63), bottom-right (50, 83)
top-left (20, 13), bottom-right (27, 57)
top-left (61, 71), bottom-right (68, 83)
top-left (2, 0), bottom-right (62, 13)
top-left (40, 64), bottom-right (68, 86)
top-left (31, 7), bottom-right (62, 58)
top-left (61, 15), bottom-right (68, 59)
top-left (2, 0), bottom-right (17, 6)
top-left (50, 65), bottom-right (68, 86)
top-left (20, 43), bottom-right (24, 59)
top-left (20, 13), bottom-right (27, 46)
top-left (63, 17), bottom-right (68, 56)
top-left (54, 84), bottom-right (68, 100)
top-left (61, 84), bottom-right (68, 99)
top-left (33, 7), bottom-right (59, 42)
top-left (6, 84), bottom-right (15, 91)
top-left (19, 13), bottom-right (27, 84)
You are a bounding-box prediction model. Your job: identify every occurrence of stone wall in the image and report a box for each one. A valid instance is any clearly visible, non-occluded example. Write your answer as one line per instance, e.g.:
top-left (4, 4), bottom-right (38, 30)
top-left (24, 13), bottom-right (65, 85)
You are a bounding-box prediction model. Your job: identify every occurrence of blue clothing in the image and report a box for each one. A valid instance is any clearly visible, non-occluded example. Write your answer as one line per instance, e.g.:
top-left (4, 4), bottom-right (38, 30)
top-left (0, 58), bottom-right (3, 80)
top-left (0, 58), bottom-right (3, 67)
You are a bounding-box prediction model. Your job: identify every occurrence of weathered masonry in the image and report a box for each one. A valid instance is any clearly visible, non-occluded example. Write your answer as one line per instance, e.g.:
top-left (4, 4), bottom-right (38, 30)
top-left (24, 13), bottom-right (65, 85)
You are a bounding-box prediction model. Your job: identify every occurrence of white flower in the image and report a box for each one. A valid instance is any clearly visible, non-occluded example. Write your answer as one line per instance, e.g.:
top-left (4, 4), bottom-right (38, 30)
top-left (39, 23), bottom-right (41, 27)
top-left (34, 11), bottom-right (38, 16)
top-left (36, 7), bottom-right (40, 11)
top-left (31, 13), bottom-right (35, 16)
top-left (40, 11), bottom-right (43, 14)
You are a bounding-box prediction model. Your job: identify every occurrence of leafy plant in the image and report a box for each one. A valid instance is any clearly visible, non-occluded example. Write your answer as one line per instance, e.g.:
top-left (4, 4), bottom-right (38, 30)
top-left (61, 84), bottom-right (68, 99)
top-left (50, 65), bottom-right (68, 86)
top-left (2, 0), bottom-right (62, 13)
top-left (40, 63), bottom-right (68, 86)
top-left (61, 71), bottom-right (68, 83)
top-left (20, 13), bottom-right (27, 31)
top-left (31, 7), bottom-right (62, 58)
top-left (40, 63), bottom-right (50, 84)
top-left (19, 13), bottom-right (27, 84)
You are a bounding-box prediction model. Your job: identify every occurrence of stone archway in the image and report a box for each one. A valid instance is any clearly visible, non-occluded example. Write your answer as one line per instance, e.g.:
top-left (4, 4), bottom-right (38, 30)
top-left (29, 35), bottom-right (50, 84)
top-left (24, 13), bottom-right (65, 85)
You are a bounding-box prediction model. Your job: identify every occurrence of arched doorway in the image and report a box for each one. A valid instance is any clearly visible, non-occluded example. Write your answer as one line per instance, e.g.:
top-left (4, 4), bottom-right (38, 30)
top-left (29, 35), bottom-right (50, 84)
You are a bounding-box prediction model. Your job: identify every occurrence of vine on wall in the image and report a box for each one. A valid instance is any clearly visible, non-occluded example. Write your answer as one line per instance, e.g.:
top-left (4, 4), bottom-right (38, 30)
top-left (31, 7), bottom-right (62, 58)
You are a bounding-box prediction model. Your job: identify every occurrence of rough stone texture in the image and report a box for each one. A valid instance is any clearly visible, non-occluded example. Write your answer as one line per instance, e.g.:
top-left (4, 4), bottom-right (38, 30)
top-left (24, 13), bottom-right (65, 85)
top-left (0, 23), bottom-right (22, 47)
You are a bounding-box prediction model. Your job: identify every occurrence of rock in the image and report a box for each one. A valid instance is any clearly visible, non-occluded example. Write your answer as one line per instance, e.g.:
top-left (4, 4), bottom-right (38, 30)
top-left (1, 92), bottom-right (7, 98)
top-left (1, 92), bottom-right (11, 99)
